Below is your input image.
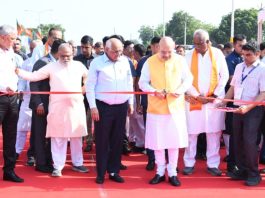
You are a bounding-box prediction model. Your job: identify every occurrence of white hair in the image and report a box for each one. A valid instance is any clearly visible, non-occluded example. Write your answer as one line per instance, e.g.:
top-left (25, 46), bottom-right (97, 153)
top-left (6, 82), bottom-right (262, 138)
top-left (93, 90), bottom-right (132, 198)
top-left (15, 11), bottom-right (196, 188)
top-left (0, 25), bottom-right (16, 35)
top-left (193, 29), bottom-right (209, 41)
top-left (58, 42), bottom-right (71, 51)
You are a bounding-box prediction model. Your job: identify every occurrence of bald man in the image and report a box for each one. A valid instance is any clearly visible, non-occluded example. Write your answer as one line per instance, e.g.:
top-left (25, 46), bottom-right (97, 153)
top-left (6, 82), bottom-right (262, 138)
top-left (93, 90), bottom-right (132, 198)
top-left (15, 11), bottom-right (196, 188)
top-left (86, 38), bottom-right (134, 184)
top-left (16, 43), bottom-right (89, 177)
top-left (139, 36), bottom-right (193, 186)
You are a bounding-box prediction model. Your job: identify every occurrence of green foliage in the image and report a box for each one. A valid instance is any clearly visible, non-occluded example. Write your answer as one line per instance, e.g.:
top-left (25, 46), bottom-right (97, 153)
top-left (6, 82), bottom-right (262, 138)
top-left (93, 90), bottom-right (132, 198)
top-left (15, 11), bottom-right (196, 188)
top-left (37, 24), bottom-right (65, 38)
top-left (210, 8), bottom-right (258, 44)
top-left (138, 24), bottom-right (164, 47)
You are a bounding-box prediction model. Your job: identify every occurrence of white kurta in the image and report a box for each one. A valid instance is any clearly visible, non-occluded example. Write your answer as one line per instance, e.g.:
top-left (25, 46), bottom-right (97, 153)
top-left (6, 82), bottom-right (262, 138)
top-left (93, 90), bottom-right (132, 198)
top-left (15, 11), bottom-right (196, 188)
top-left (185, 48), bottom-right (229, 134)
top-left (139, 55), bottom-right (193, 150)
top-left (17, 58), bottom-right (33, 131)
top-left (18, 60), bottom-right (88, 138)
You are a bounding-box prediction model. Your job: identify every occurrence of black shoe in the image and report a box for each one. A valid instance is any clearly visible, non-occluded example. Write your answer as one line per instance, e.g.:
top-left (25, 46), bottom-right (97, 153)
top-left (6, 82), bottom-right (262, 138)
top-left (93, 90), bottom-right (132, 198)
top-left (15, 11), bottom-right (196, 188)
top-left (260, 168), bottom-right (265, 174)
top-left (3, 171), bottom-right (24, 183)
top-left (133, 146), bottom-right (145, 153)
top-left (228, 170), bottom-right (247, 180)
top-left (245, 176), bottom-right (262, 186)
top-left (120, 163), bottom-right (127, 170)
top-left (207, 167), bottom-right (222, 176)
top-left (149, 174), bottom-right (165, 184)
top-left (15, 153), bottom-right (19, 161)
top-left (122, 145), bottom-right (132, 155)
top-left (169, 176), bottom-right (181, 186)
top-left (109, 173), bottom-right (124, 183)
top-left (96, 176), bottom-right (105, 184)
top-left (84, 144), bottom-right (92, 152)
top-left (146, 160), bottom-right (155, 171)
top-left (35, 165), bottom-right (53, 173)
top-left (26, 156), bottom-right (35, 166)
top-left (183, 167), bottom-right (194, 175)
top-left (259, 158), bottom-right (265, 164)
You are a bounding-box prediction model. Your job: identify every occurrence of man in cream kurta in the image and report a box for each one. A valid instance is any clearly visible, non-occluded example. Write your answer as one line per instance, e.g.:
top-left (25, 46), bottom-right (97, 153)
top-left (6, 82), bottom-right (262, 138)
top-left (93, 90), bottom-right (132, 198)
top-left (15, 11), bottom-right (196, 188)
top-left (16, 43), bottom-right (88, 177)
top-left (184, 29), bottom-right (229, 176)
top-left (139, 37), bottom-right (193, 187)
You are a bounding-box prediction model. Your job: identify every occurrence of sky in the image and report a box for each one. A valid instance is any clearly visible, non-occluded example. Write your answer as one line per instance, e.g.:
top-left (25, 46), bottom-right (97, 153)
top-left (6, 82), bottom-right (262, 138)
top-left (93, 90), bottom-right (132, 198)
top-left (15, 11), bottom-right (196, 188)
top-left (0, 0), bottom-right (264, 44)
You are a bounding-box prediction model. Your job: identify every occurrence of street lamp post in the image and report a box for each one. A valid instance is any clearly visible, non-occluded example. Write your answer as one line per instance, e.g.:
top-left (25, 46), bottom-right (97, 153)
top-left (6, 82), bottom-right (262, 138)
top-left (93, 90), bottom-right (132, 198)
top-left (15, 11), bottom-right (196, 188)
top-left (184, 14), bottom-right (187, 46)
top-left (162, 0), bottom-right (165, 36)
top-left (230, 0), bottom-right (235, 43)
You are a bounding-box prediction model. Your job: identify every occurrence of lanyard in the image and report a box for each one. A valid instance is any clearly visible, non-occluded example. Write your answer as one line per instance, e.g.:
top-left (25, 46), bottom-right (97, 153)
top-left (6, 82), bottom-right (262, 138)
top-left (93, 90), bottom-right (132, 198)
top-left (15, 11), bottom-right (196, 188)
top-left (241, 64), bottom-right (258, 84)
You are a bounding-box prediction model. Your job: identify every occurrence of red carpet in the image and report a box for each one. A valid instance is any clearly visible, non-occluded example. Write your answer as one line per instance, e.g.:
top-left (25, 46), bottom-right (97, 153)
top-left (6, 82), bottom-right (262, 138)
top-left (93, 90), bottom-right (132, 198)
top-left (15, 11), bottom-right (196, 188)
top-left (1, 130), bottom-right (265, 198)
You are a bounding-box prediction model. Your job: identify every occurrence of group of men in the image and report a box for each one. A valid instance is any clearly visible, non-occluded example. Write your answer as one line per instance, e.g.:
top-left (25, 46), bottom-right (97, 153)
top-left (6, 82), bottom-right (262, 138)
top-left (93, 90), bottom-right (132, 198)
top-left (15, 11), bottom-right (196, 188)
top-left (1, 24), bottom-right (265, 188)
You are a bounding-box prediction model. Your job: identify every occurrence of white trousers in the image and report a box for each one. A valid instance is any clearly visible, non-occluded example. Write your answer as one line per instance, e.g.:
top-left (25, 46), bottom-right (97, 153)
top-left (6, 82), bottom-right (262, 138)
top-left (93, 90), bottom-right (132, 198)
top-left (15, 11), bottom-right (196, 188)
top-left (155, 149), bottom-right (179, 177)
top-left (128, 100), bottom-right (145, 147)
top-left (184, 131), bottom-right (221, 168)
top-left (15, 131), bottom-right (28, 154)
top-left (51, 137), bottom-right (83, 171)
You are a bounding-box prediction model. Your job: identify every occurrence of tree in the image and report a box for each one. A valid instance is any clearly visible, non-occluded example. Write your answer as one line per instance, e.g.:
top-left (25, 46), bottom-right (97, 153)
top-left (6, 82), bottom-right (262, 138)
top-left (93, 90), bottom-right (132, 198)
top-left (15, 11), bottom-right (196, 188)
top-left (138, 25), bottom-right (163, 47)
top-left (210, 8), bottom-right (258, 44)
top-left (37, 24), bottom-right (65, 39)
top-left (166, 11), bottom-right (215, 45)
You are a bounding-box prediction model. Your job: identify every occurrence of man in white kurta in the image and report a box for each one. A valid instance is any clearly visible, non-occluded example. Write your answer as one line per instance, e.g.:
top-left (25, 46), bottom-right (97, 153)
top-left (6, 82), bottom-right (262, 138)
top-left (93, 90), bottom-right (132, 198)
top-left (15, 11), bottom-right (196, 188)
top-left (139, 37), bottom-right (193, 187)
top-left (16, 43), bottom-right (88, 177)
top-left (184, 29), bottom-right (229, 176)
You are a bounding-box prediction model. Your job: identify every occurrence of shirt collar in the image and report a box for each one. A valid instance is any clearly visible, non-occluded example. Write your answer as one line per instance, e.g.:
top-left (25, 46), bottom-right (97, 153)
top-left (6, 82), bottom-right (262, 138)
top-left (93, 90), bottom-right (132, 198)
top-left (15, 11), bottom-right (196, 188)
top-left (102, 53), bottom-right (122, 63)
top-left (243, 59), bottom-right (260, 68)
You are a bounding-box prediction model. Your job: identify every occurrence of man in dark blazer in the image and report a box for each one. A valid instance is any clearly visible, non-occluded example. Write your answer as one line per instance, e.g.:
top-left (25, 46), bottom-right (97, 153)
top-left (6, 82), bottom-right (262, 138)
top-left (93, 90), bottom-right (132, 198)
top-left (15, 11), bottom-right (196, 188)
top-left (29, 39), bottom-right (65, 173)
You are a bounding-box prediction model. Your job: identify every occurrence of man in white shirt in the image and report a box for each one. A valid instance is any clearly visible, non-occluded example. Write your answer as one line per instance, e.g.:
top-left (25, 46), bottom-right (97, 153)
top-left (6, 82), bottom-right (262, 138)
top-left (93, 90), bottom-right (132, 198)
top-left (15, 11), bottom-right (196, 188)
top-left (220, 43), bottom-right (265, 186)
top-left (86, 38), bottom-right (133, 184)
top-left (0, 24), bottom-right (24, 182)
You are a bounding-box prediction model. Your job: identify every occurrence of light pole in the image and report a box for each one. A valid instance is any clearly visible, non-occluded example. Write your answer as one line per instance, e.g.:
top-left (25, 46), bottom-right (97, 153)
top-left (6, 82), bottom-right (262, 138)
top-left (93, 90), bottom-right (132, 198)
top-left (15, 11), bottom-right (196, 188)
top-left (184, 14), bottom-right (187, 46)
top-left (230, 0), bottom-right (235, 43)
top-left (24, 9), bottom-right (53, 26)
top-left (162, 0), bottom-right (165, 36)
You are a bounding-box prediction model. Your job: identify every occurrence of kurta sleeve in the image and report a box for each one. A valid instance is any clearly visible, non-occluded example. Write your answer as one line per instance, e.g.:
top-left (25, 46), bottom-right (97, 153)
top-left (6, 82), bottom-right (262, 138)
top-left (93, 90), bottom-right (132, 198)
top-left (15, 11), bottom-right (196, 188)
top-left (86, 60), bottom-right (97, 108)
top-left (138, 61), bottom-right (156, 93)
top-left (213, 51), bottom-right (229, 97)
top-left (175, 57), bottom-right (193, 95)
top-left (18, 64), bottom-right (50, 82)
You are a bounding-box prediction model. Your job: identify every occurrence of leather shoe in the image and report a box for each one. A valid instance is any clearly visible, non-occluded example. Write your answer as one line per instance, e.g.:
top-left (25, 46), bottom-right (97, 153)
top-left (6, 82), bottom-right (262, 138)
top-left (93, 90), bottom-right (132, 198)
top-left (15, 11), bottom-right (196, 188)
top-left (183, 167), bottom-right (194, 175)
top-left (26, 156), bottom-right (35, 166)
top-left (96, 176), bottom-right (105, 184)
top-left (120, 163), bottom-right (127, 170)
top-left (146, 160), bottom-right (155, 171)
top-left (149, 174), bottom-right (165, 184)
top-left (84, 144), bottom-right (92, 152)
top-left (3, 172), bottom-right (24, 183)
top-left (245, 176), bottom-right (262, 186)
top-left (207, 167), bottom-right (222, 176)
top-left (109, 173), bottom-right (124, 183)
top-left (260, 168), bottom-right (265, 174)
top-left (35, 165), bottom-right (53, 173)
top-left (169, 176), bottom-right (181, 186)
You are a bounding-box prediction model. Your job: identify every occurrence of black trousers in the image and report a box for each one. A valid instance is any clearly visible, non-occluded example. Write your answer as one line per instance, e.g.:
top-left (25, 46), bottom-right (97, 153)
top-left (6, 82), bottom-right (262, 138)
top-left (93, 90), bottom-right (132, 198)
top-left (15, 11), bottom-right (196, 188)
top-left (95, 100), bottom-right (128, 177)
top-left (31, 111), bottom-right (52, 166)
top-left (233, 106), bottom-right (264, 178)
top-left (0, 95), bottom-right (18, 173)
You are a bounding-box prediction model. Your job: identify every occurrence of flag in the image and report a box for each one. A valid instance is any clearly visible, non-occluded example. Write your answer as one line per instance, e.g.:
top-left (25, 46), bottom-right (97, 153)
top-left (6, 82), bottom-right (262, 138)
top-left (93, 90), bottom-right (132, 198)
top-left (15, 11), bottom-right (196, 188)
top-left (16, 20), bottom-right (24, 36)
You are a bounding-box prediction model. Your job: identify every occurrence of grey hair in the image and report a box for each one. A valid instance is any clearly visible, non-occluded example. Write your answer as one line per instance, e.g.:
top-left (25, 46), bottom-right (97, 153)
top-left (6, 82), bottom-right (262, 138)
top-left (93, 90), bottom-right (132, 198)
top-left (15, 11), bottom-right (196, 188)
top-left (193, 29), bottom-right (209, 41)
top-left (0, 25), bottom-right (16, 35)
top-left (58, 42), bottom-right (71, 51)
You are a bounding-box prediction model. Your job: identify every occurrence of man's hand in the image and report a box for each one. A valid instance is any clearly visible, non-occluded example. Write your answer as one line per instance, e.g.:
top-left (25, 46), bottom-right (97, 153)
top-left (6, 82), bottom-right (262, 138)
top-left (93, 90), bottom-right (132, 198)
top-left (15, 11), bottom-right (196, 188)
top-left (197, 95), bottom-right (211, 104)
top-left (136, 104), bottom-right (143, 114)
top-left (6, 87), bottom-right (15, 95)
top-left (234, 105), bottom-right (252, 114)
top-left (154, 90), bottom-right (167, 99)
top-left (18, 91), bottom-right (23, 101)
top-left (15, 67), bottom-right (19, 75)
top-left (91, 107), bottom-right (100, 121)
top-left (128, 104), bottom-right (134, 116)
top-left (36, 104), bottom-right (45, 116)
top-left (169, 93), bottom-right (180, 98)
top-left (185, 94), bottom-right (199, 105)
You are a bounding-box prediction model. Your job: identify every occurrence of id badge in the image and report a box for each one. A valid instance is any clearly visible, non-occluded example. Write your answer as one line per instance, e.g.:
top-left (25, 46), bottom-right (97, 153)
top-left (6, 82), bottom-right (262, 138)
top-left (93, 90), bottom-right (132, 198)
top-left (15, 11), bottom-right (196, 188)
top-left (234, 86), bottom-right (243, 100)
